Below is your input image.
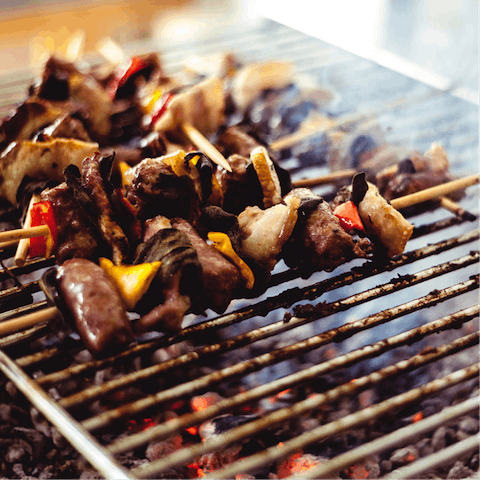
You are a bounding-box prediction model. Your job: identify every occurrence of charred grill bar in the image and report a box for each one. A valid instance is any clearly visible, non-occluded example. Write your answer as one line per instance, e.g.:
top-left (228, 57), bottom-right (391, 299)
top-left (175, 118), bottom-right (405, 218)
top-left (0, 18), bottom-right (479, 480)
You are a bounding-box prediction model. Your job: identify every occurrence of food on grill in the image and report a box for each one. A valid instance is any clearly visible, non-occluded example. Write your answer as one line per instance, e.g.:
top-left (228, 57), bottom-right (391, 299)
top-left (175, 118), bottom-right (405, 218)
top-left (56, 258), bottom-right (134, 355)
top-left (0, 48), bottom-right (458, 356)
top-left (0, 138), bottom-right (98, 205)
top-left (282, 187), bottom-right (370, 275)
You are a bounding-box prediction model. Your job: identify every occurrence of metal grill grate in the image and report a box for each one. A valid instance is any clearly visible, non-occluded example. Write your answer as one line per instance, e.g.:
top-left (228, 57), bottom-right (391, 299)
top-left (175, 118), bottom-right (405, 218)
top-left (0, 18), bottom-right (478, 480)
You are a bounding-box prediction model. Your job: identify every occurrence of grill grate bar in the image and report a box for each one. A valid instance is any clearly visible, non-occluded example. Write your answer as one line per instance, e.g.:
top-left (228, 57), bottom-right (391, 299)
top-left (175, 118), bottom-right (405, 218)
top-left (29, 228), bottom-right (478, 388)
top-left (133, 338), bottom-right (479, 479)
top-left (107, 301), bottom-right (478, 456)
top-left (0, 349), bottom-right (133, 480)
top-left (85, 276), bottom-right (477, 433)
top-left (58, 251), bottom-right (478, 412)
top-left (290, 395), bottom-right (478, 479)
top-left (384, 434), bottom-right (479, 480)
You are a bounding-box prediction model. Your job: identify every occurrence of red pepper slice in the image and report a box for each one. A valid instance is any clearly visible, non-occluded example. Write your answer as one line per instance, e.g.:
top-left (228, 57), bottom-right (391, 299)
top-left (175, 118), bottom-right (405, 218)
top-left (29, 201), bottom-right (58, 258)
top-left (333, 200), bottom-right (364, 231)
top-left (150, 92), bottom-right (174, 127)
top-left (108, 56), bottom-right (149, 99)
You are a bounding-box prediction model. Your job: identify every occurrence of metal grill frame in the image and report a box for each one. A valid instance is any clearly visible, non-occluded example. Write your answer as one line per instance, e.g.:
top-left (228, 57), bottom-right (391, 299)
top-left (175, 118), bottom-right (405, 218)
top-left (0, 18), bottom-right (478, 480)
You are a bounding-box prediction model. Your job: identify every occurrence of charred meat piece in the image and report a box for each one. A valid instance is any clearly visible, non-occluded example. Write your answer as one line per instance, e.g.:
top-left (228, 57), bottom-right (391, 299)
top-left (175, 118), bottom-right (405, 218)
top-left (215, 153), bottom-right (264, 215)
top-left (35, 56), bottom-right (112, 141)
top-left (126, 154), bottom-right (201, 225)
top-left (81, 154), bottom-right (129, 265)
top-left (0, 138), bottom-right (98, 205)
top-left (33, 113), bottom-right (91, 142)
top-left (282, 188), bottom-right (368, 275)
top-left (382, 170), bottom-right (461, 202)
top-left (216, 125), bottom-right (263, 159)
top-left (172, 217), bottom-right (242, 313)
top-left (56, 258), bottom-right (133, 355)
top-left (40, 183), bottom-right (102, 264)
top-left (0, 98), bottom-right (65, 150)
top-left (134, 228), bottom-right (203, 333)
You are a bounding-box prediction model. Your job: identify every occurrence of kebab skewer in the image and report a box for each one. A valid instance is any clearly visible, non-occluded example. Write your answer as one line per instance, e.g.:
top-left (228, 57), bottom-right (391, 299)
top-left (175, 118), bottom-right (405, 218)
top-left (1, 170), bottom-right (476, 354)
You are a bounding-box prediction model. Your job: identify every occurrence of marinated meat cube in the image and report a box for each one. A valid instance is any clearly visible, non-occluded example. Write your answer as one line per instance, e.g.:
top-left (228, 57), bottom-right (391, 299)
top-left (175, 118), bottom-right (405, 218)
top-left (283, 188), bottom-right (367, 274)
top-left (41, 183), bottom-right (101, 264)
top-left (126, 155), bottom-right (201, 225)
top-left (56, 258), bottom-right (133, 355)
top-left (172, 217), bottom-right (241, 313)
top-left (81, 155), bottom-right (129, 265)
top-left (238, 195), bottom-right (300, 272)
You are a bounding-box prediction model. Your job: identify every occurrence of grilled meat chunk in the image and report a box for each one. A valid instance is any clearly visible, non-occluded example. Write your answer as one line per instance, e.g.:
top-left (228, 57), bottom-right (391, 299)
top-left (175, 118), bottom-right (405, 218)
top-left (283, 188), bottom-right (368, 274)
top-left (35, 56), bottom-right (112, 140)
top-left (238, 194), bottom-right (300, 272)
top-left (134, 228), bottom-right (203, 333)
top-left (172, 217), bottom-right (241, 313)
top-left (0, 98), bottom-right (64, 150)
top-left (357, 181), bottom-right (414, 258)
top-left (126, 154), bottom-right (201, 225)
top-left (81, 154), bottom-right (129, 265)
top-left (0, 138), bottom-right (98, 205)
top-left (40, 183), bottom-right (101, 264)
top-left (56, 258), bottom-right (133, 355)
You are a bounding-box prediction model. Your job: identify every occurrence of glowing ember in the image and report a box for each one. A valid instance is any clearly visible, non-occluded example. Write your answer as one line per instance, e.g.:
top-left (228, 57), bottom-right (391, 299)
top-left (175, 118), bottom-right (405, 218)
top-left (191, 392), bottom-right (223, 412)
top-left (413, 411), bottom-right (424, 422)
top-left (276, 450), bottom-right (327, 478)
top-left (347, 463), bottom-right (370, 479)
top-left (142, 417), bottom-right (155, 430)
top-left (186, 426), bottom-right (198, 436)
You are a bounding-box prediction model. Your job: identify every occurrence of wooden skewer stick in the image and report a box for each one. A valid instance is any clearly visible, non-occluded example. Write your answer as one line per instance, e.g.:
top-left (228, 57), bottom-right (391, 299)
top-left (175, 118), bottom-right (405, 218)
top-left (293, 169), bottom-right (357, 188)
top-left (390, 174), bottom-right (479, 210)
top-left (182, 122), bottom-right (232, 172)
top-left (15, 193), bottom-right (41, 267)
top-left (270, 116), bottom-right (339, 152)
top-left (439, 196), bottom-right (477, 221)
top-left (0, 225), bottom-right (50, 244)
top-left (0, 306), bottom-right (60, 337)
top-left (0, 225), bottom-right (50, 252)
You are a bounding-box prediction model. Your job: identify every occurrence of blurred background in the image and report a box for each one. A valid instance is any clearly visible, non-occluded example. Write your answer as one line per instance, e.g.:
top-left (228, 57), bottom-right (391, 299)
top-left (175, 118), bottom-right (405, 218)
top-left (0, 0), bottom-right (477, 102)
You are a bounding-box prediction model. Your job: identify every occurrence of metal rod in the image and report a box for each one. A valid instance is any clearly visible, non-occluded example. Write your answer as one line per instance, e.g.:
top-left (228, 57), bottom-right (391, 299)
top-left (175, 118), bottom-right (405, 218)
top-left (288, 396), bottom-right (479, 479)
top-left (0, 350), bottom-right (134, 480)
top-left (384, 434), bottom-right (479, 479)
top-left (60, 252), bottom-right (477, 412)
top-left (33, 228), bottom-right (478, 387)
top-left (108, 303), bottom-right (478, 456)
top-left (198, 363), bottom-right (479, 480)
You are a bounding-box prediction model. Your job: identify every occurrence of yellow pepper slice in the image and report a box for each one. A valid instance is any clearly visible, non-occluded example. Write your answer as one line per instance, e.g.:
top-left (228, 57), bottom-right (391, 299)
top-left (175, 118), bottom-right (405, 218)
top-left (207, 232), bottom-right (255, 289)
top-left (99, 257), bottom-right (161, 310)
top-left (143, 88), bottom-right (164, 114)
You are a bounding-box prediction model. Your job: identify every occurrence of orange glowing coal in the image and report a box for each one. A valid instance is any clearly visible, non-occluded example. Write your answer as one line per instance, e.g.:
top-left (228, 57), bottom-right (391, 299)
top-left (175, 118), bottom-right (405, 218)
top-left (276, 449), bottom-right (325, 478)
top-left (191, 392), bottom-right (223, 412)
top-left (413, 411), bottom-right (424, 422)
top-left (347, 463), bottom-right (370, 479)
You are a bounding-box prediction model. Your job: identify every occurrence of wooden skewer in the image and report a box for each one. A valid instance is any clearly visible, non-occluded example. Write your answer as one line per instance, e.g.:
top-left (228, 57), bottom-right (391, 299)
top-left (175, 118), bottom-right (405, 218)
top-left (15, 193), bottom-right (41, 267)
top-left (390, 174), bottom-right (479, 210)
top-left (439, 197), bottom-right (477, 221)
top-left (270, 116), bottom-right (339, 151)
top-left (293, 169), bottom-right (357, 188)
top-left (0, 306), bottom-right (59, 337)
top-left (0, 225), bottom-right (50, 245)
top-left (182, 122), bottom-right (232, 172)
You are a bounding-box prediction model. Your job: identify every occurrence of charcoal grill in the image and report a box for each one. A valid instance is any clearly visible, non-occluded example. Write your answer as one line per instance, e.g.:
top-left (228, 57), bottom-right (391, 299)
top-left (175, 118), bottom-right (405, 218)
top-left (0, 18), bottom-right (479, 480)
